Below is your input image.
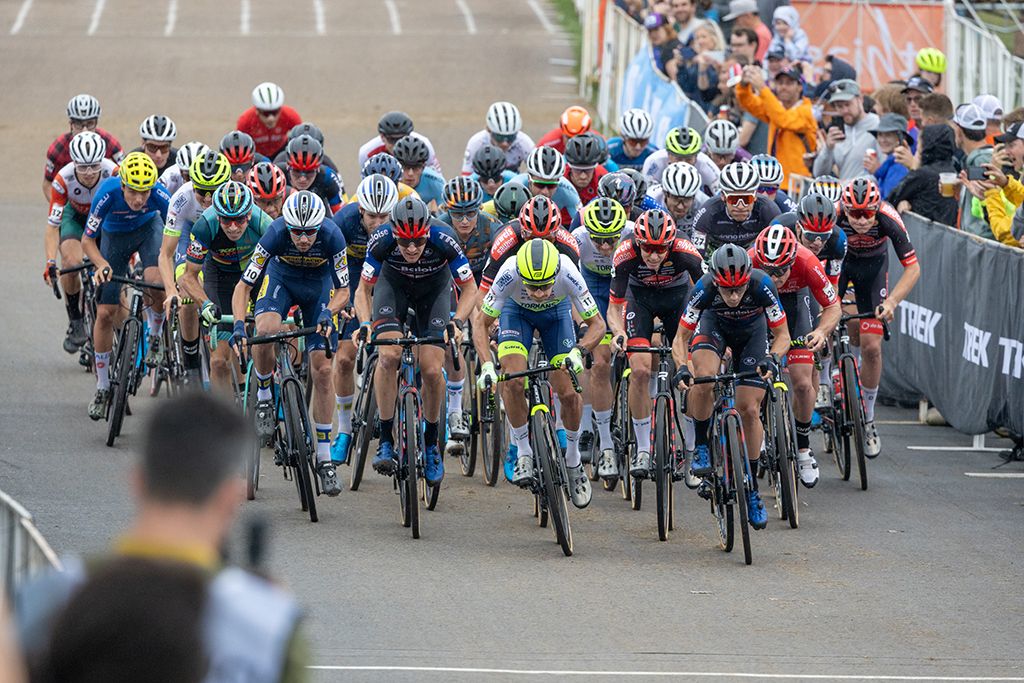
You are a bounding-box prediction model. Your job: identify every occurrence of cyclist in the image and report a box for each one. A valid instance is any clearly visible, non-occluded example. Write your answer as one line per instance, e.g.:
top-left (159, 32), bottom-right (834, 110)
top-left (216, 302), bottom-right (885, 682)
top-left (328, 174), bottom-right (399, 464)
top-left (43, 131), bottom-right (117, 353)
top-left (705, 119), bottom-right (751, 169)
top-left (158, 141), bottom-right (209, 196)
top-left (355, 197), bottom-right (478, 487)
top-left (134, 115), bottom-right (179, 177)
top-left (462, 101), bottom-right (535, 174)
top-left (177, 182), bottom-right (272, 393)
top-left (836, 176), bottom-right (920, 457)
top-left (607, 210), bottom-right (704, 479)
top-left (220, 131), bottom-right (260, 181)
top-left (473, 239), bottom-right (607, 508)
top-left (536, 105), bottom-right (593, 154)
top-left (672, 245), bottom-right (792, 530)
top-left (606, 108), bottom-right (659, 172)
top-left (393, 135), bottom-right (445, 211)
top-left (357, 111), bottom-right (441, 173)
top-left (510, 146), bottom-right (582, 228)
top-left (642, 126), bottom-right (719, 194)
top-left (247, 161), bottom-right (289, 220)
top-left (749, 224), bottom-right (841, 487)
top-left (750, 154), bottom-right (798, 213)
top-left (232, 191), bottom-right (350, 497)
top-left (236, 82), bottom-right (302, 159)
top-left (914, 47), bottom-right (946, 88)
top-left (361, 152), bottom-right (420, 202)
top-left (44, 94), bottom-right (123, 201)
top-left (571, 198), bottom-right (630, 475)
top-left (82, 152), bottom-right (171, 420)
top-left (809, 174), bottom-right (843, 204)
top-left (693, 162), bottom-right (780, 256)
top-left (279, 135), bottom-right (344, 215)
top-left (481, 180), bottom-right (532, 224)
top-left (647, 162), bottom-right (708, 237)
top-left (272, 122), bottom-right (339, 171)
top-left (564, 132), bottom-right (610, 205)
top-left (470, 144), bottom-right (516, 200)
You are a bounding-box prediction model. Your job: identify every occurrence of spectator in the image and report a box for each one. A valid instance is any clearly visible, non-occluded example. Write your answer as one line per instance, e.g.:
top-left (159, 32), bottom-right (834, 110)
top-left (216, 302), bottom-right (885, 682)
top-left (919, 92), bottom-right (954, 125)
top-left (888, 123), bottom-right (958, 225)
top-left (674, 20), bottom-right (726, 111)
top-left (768, 6), bottom-right (811, 63)
top-left (236, 82), bottom-right (302, 160)
top-left (729, 27), bottom-right (759, 64)
top-left (764, 46), bottom-right (788, 81)
top-left (1003, 106), bottom-right (1024, 127)
top-left (615, 0), bottom-right (648, 22)
top-left (735, 64), bottom-right (817, 185)
top-left (873, 84), bottom-right (910, 119)
top-left (644, 13), bottom-right (683, 79)
top-left (812, 79), bottom-right (880, 180)
top-left (951, 103), bottom-right (995, 239)
top-left (963, 122), bottom-right (1024, 248)
top-left (671, 0), bottom-right (703, 43)
top-left (810, 55), bottom-right (857, 100)
top-left (902, 76), bottom-right (933, 128)
top-left (972, 94), bottom-right (1005, 144)
top-left (865, 113), bottom-right (912, 199)
top-left (723, 0), bottom-right (772, 62)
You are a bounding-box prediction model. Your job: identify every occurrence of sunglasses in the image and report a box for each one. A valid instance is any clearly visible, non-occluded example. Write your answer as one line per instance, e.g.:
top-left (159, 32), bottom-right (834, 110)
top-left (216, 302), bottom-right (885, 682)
top-left (757, 185), bottom-right (779, 195)
top-left (232, 163), bottom-right (254, 174)
top-left (258, 108), bottom-right (282, 117)
top-left (625, 137), bottom-right (649, 146)
top-left (193, 188), bottom-right (215, 199)
top-left (397, 237), bottom-right (427, 248)
top-left (218, 215), bottom-right (248, 227)
top-left (75, 163), bottom-right (101, 172)
top-left (530, 180), bottom-right (559, 188)
top-left (847, 208), bottom-right (877, 220)
top-left (524, 282), bottom-right (555, 292)
top-left (478, 175), bottom-right (502, 184)
top-left (905, 94), bottom-right (923, 104)
top-left (144, 143), bottom-right (170, 154)
top-left (591, 235), bottom-right (620, 246)
top-left (491, 133), bottom-right (517, 144)
top-left (289, 227), bottom-right (319, 237)
top-left (70, 119), bottom-right (98, 131)
top-left (289, 167), bottom-right (317, 177)
top-left (449, 210), bottom-right (478, 222)
top-left (763, 264), bottom-right (792, 277)
top-left (639, 243), bottom-right (669, 255)
top-left (724, 193), bottom-right (755, 206)
top-left (801, 231), bottom-right (830, 243)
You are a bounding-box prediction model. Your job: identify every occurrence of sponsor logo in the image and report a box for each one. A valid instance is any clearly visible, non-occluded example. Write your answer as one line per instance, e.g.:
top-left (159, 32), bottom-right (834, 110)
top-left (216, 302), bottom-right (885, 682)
top-left (626, 311), bottom-right (635, 320)
top-left (379, 305), bottom-right (394, 315)
top-left (431, 317), bottom-right (445, 328)
top-left (562, 339), bottom-right (572, 348)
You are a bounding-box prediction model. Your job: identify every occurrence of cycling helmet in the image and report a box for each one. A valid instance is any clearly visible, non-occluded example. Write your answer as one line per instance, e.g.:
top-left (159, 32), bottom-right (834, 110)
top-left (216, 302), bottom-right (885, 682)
top-left (754, 224), bottom-right (798, 268)
top-left (356, 173), bottom-right (399, 215)
top-left (519, 195), bottom-right (561, 238)
top-left (378, 111), bottom-right (414, 137)
top-left (246, 162), bottom-right (287, 199)
top-left (67, 94), bottom-right (101, 121)
top-left (486, 101), bottom-right (522, 136)
top-left (517, 239), bottom-right (561, 286)
top-left (525, 146), bottom-right (566, 182)
top-left (704, 119), bottom-right (740, 155)
top-left (619, 108), bottom-right (654, 140)
top-left (915, 47), bottom-right (946, 74)
top-left (633, 209), bottom-right (676, 247)
top-left (710, 244), bottom-right (752, 287)
top-left (809, 175), bottom-right (843, 203)
top-left (797, 192), bottom-right (837, 233)
top-left (661, 162), bottom-right (702, 198)
top-left (213, 181), bottom-right (254, 219)
top-left (391, 197), bottom-right (432, 239)
top-left (472, 144), bottom-right (507, 180)
top-left (362, 153), bottom-right (402, 183)
top-left (598, 172), bottom-right (637, 208)
top-left (842, 176), bottom-right (882, 211)
top-left (582, 198), bottom-right (628, 238)
top-left (288, 122), bottom-right (324, 144)
top-left (750, 154), bottom-right (784, 187)
top-left (190, 151), bottom-right (232, 191)
top-left (175, 141), bottom-right (209, 173)
top-left (392, 135), bottom-right (429, 167)
top-left (220, 131), bottom-right (256, 166)
top-left (118, 152), bottom-right (158, 191)
top-left (286, 134), bottom-right (323, 172)
top-left (564, 132), bottom-right (606, 169)
top-left (251, 82), bottom-right (285, 111)
top-left (282, 190), bottom-right (326, 230)
top-left (560, 106), bottom-right (592, 137)
top-left (718, 161), bottom-right (759, 195)
top-left (493, 181), bottom-right (532, 222)
top-left (620, 168), bottom-right (649, 203)
top-left (69, 131), bottom-right (106, 165)
top-left (443, 176), bottom-right (483, 212)
top-left (665, 127), bottom-right (702, 156)
top-left (139, 115), bottom-right (177, 142)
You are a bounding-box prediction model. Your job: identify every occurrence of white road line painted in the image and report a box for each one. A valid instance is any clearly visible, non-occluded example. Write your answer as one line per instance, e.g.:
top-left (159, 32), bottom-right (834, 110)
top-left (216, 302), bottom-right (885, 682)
top-left (549, 75), bottom-right (577, 84)
top-left (313, 0), bottom-right (325, 35)
top-left (549, 57), bottom-right (577, 66)
top-left (87, 0), bottom-right (105, 35)
top-left (240, 0), bottom-right (250, 35)
top-left (455, 0), bottom-right (476, 34)
top-left (9, 0), bottom-right (32, 35)
top-left (527, 0), bottom-right (556, 33)
top-left (306, 665), bottom-right (1024, 681)
top-left (384, 0), bottom-right (401, 34)
top-left (164, 0), bottom-right (177, 36)
top-left (965, 472), bottom-right (1024, 478)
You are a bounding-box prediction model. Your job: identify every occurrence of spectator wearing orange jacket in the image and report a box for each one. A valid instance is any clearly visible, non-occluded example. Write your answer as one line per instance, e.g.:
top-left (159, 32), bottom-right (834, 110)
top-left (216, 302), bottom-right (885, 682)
top-left (734, 64), bottom-right (817, 187)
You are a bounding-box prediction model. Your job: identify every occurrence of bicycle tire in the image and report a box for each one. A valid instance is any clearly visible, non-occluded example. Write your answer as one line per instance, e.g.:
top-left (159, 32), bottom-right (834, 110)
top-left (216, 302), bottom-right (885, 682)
top-left (654, 397), bottom-right (673, 541)
top-left (480, 388), bottom-right (504, 487)
top-left (726, 414), bottom-right (752, 565)
top-left (834, 370), bottom-right (852, 481)
top-left (349, 355), bottom-right (377, 491)
top-left (533, 411), bottom-right (572, 556)
top-left (460, 353), bottom-right (478, 477)
top-left (610, 370), bottom-right (630, 495)
top-left (402, 392), bottom-right (420, 538)
top-left (243, 362), bottom-right (261, 501)
top-left (283, 379), bottom-right (318, 523)
top-left (106, 319), bottom-right (139, 447)
top-left (710, 419), bottom-right (733, 552)
top-left (773, 388), bottom-right (798, 528)
top-left (843, 358), bottom-right (868, 491)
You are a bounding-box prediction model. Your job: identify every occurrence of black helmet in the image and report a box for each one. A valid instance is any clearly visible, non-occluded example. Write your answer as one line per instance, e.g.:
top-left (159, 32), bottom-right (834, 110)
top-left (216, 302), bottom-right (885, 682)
top-left (378, 111), bottom-right (413, 137)
top-left (564, 132), bottom-right (606, 168)
top-left (620, 168), bottom-right (649, 205)
top-left (392, 135), bottom-right (429, 167)
top-left (598, 172), bottom-right (637, 207)
top-left (493, 181), bottom-right (532, 223)
top-left (288, 122), bottom-right (324, 144)
top-left (472, 144), bottom-right (507, 180)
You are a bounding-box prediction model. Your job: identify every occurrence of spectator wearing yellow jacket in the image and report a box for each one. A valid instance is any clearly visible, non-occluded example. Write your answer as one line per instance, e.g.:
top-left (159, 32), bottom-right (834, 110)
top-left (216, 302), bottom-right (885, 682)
top-left (961, 121), bottom-right (1024, 248)
top-left (734, 64), bottom-right (817, 188)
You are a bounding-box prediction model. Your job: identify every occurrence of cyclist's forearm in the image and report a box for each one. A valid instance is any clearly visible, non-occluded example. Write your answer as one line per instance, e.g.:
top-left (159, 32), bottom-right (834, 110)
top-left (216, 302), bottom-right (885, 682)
top-left (231, 282), bottom-right (253, 322)
top-left (606, 302), bottom-right (625, 339)
top-left (888, 262), bottom-right (920, 307)
top-left (354, 281), bottom-right (372, 323)
top-left (672, 327), bottom-right (694, 368)
top-left (471, 308), bottom-right (496, 361)
top-left (42, 179), bottom-right (52, 202)
top-left (178, 267), bottom-right (205, 304)
top-left (578, 314), bottom-right (606, 352)
top-left (453, 280), bottom-right (478, 323)
top-left (769, 326), bottom-right (791, 359)
top-left (82, 236), bottom-right (103, 266)
top-left (44, 225), bottom-right (58, 262)
top-left (816, 301), bottom-right (841, 337)
top-left (327, 287), bottom-right (349, 316)
top-left (157, 236), bottom-right (178, 291)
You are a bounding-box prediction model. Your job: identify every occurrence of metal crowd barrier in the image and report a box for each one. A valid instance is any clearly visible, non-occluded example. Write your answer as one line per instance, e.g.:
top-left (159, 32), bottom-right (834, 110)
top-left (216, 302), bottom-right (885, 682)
top-left (1, 489), bottom-right (61, 609)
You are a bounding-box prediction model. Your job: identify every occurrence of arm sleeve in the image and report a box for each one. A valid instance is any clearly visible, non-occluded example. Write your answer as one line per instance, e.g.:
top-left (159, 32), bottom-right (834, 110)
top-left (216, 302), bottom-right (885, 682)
top-left (812, 145), bottom-right (836, 177)
top-left (242, 240), bottom-right (272, 286)
top-left (983, 188), bottom-right (1020, 247)
top-left (755, 87), bottom-right (814, 132)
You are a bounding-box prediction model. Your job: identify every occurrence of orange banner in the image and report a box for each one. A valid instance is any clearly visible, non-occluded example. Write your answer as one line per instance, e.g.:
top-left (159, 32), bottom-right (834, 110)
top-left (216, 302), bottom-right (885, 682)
top-left (790, 0), bottom-right (945, 90)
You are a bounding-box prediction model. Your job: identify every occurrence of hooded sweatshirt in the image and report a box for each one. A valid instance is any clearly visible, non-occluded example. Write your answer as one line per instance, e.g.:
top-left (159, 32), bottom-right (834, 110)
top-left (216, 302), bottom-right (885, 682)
top-left (812, 110), bottom-right (880, 180)
top-left (887, 124), bottom-right (958, 226)
top-left (811, 57), bottom-right (856, 100)
top-left (768, 7), bottom-right (812, 63)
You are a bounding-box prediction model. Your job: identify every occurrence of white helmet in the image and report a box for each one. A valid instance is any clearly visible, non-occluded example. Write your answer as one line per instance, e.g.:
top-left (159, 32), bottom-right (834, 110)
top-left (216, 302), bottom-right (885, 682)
top-left (175, 141), bottom-right (210, 173)
top-left (750, 154), bottom-right (784, 186)
top-left (356, 173), bottom-right (399, 215)
top-left (67, 94), bottom-right (101, 121)
top-left (69, 131), bottom-right (106, 165)
top-left (619, 108), bottom-right (654, 140)
top-left (282, 190), bottom-right (326, 230)
top-left (139, 114), bottom-right (177, 142)
top-left (252, 82), bottom-right (285, 111)
top-left (525, 146), bottom-right (565, 182)
top-left (810, 175), bottom-right (843, 203)
top-left (661, 162), bottom-right (702, 198)
top-left (486, 101), bottom-right (522, 136)
top-left (718, 161), bottom-right (759, 195)
top-left (704, 119), bottom-right (740, 155)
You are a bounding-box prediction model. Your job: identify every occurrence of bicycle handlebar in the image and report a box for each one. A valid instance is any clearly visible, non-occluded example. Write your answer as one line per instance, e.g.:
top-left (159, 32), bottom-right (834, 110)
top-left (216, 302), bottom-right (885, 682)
top-left (840, 311), bottom-right (891, 341)
top-left (495, 362), bottom-right (582, 394)
top-left (623, 345), bottom-right (674, 355)
top-left (690, 369), bottom-right (762, 386)
top-left (107, 275), bottom-right (166, 291)
top-left (48, 264), bottom-right (61, 300)
top-left (58, 260), bottom-right (94, 276)
top-left (248, 326), bottom-right (333, 360)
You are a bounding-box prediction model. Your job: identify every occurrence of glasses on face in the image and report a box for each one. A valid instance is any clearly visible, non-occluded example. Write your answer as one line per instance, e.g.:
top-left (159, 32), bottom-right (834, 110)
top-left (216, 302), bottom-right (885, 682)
top-left (193, 188), bottom-right (215, 199)
top-left (397, 237), bottom-right (427, 248)
top-left (478, 175), bottom-right (502, 185)
top-left (289, 227), bottom-right (319, 238)
top-left (724, 193), bottom-right (755, 207)
top-left (491, 133), bottom-right (517, 144)
top-left (75, 163), bottom-right (101, 172)
top-left (402, 164), bottom-right (425, 174)
top-left (144, 143), bottom-right (170, 155)
top-left (905, 94), bottom-right (922, 104)
top-left (289, 167), bottom-right (317, 177)
top-left (591, 235), bottom-right (620, 246)
top-left (569, 165), bottom-right (595, 174)
top-left (232, 163), bottom-right (254, 175)
top-left (847, 208), bottom-right (877, 220)
top-left (218, 215), bottom-right (247, 227)
top-left (639, 243), bottom-right (669, 255)
top-left (450, 210), bottom-right (479, 223)
top-left (763, 264), bottom-right (792, 277)
top-left (524, 282), bottom-right (555, 293)
top-left (801, 231), bottom-right (830, 243)
top-left (70, 119), bottom-right (98, 131)
top-left (757, 185), bottom-right (779, 195)
top-left (258, 108), bottom-right (281, 117)
top-left (625, 137), bottom-right (649, 146)
top-left (530, 180), bottom-right (558, 191)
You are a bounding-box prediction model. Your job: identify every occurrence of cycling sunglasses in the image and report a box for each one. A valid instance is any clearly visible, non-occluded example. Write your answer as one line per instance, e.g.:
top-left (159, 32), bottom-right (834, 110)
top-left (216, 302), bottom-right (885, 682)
top-left (801, 230), bottom-right (830, 243)
top-left (193, 188), bottom-right (215, 199)
top-left (397, 236), bottom-right (427, 248)
top-left (591, 235), bottom-right (620, 246)
top-left (639, 243), bottom-right (670, 255)
top-left (625, 137), bottom-right (649, 146)
top-left (258, 108), bottom-right (282, 117)
top-left (847, 208), bottom-right (877, 220)
top-left (218, 215), bottom-right (248, 227)
top-left (449, 210), bottom-right (479, 222)
top-left (232, 162), bottom-right (254, 175)
top-left (491, 133), bottom-right (517, 144)
top-left (524, 281), bottom-right (555, 292)
top-left (762, 263), bottom-right (792, 277)
top-left (75, 163), bottom-right (101, 172)
top-left (724, 193), bottom-right (755, 207)
top-left (478, 175), bottom-right (502, 184)
top-left (289, 227), bottom-right (319, 238)
top-left (289, 166), bottom-right (317, 177)
top-left (757, 185), bottom-right (779, 195)
top-left (143, 143), bottom-right (171, 154)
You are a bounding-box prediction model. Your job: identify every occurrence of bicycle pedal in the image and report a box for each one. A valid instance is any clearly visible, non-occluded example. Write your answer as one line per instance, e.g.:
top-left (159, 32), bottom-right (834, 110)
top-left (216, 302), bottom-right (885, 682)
top-left (696, 481), bottom-right (712, 501)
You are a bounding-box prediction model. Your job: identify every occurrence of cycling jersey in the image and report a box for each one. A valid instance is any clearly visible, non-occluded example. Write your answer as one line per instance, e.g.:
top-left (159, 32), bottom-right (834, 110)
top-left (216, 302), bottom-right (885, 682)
top-left (44, 129), bottom-right (123, 182)
top-left (479, 221), bottom-right (580, 292)
top-left (571, 225), bottom-right (633, 280)
top-left (642, 150), bottom-right (720, 194)
top-left (331, 203), bottom-right (373, 283)
top-left (438, 211), bottom-right (500, 282)
top-left (838, 202), bottom-right (917, 266)
top-left (243, 218), bottom-right (348, 288)
top-left (692, 195), bottom-right (781, 256)
top-left (186, 206), bottom-right (273, 272)
top-left (276, 163), bottom-right (344, 214)
top-left (749, 243), bottom-right (838, 305)
top-left (770, 189), bottom-right (799, 213)
top-left (157, 165), bottom-right (186, 195)
top-left (128, 145), bottom-right (180, 177)
top-left (606, 137), bottom-right (659, 171)
top-left (48, 159), bottom-right (118, 227)
top-left (410, 167), bottom-right (445, 206)
top-left (361, 223), bottom-right (474, 286)
top-left (681, 270), bottom-right (787, 331)
top-left (163, 182), bottom-right (208, 268)
top-left (509, 172), bottom-right (582, 227)
top-left (565, 165), bottom-right (609, 205)
top-left (358, 132), bottom-right (441, 173)
top-left (536, 127), bottom-right (567, 153)
top-left (644, 185), bottom-right (710, 239)
top-left (609, 237), bottom-right (704, 304)
top-left (84, 176), bottom-right (171, 238)
top-left (236, 105), bottom-right (303, 158)
top-left (815, 226), bottom-right (848, 285)
top-left (462, 130), bottom-right (536, 174)
top-left (482, 255), bottom-right (598, 319)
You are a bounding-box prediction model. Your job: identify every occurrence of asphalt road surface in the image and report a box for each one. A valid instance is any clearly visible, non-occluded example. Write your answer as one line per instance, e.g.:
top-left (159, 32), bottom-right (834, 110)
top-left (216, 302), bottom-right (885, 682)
top-left (2, 2), bottom-right (1023, 680)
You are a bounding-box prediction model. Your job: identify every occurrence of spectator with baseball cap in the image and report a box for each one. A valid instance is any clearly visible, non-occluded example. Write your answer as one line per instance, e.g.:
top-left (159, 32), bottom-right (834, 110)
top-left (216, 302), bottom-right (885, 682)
top-left (952, 102), bottom-right (996, 239)
top-left (764, 46), bottom-right (788, 80)
top-left (865, 113), bottom-right (912, 199)
top-left (902, 76), bottom-right (934, 128)
top-left (644, 13), bottom-right (683, 78)
top-left (724, 0), bottom-right (771, 62)
top-left (812, 78), bottom-right (880, 180)
top-left (972, 94), bottom-right (1005, 144)
top-left (963, 121), bottom-right (1024, 248)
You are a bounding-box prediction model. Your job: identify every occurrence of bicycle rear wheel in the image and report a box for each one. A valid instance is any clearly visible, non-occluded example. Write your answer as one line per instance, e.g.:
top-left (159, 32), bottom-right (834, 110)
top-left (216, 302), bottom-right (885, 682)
top-left (283, 379), bottom-right (318, 523)
top-left (533, 412), bottom-right (572, 556)
top-left (843, 358), bottom-right (868, 491)
top-left (460, 353), bottom-right (478, 477)
top-left (834, 371), bottom-right (852, 480)
top-left (399, 392), bottom-right (420, 538)
top-left (774, 390), bottom-right (799, 528)
top-left (726, 414), bottom-right (752, 565)
top-left (106, 319), bottom-right (140, 447)
top-left (480, 388), bottom-right (504, 487)
top-left (610, 370), bottom-right (629, 495)
top-left (654, 397), bottom-right (673, 542)
top-left (349, 355), bottom-right (377, 491)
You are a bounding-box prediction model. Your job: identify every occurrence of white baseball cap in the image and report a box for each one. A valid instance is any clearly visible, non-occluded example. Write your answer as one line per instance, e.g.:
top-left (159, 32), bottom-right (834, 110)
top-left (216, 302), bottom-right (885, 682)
top-left (971, 94), bottom-right (1004, 121)
top-left (953, 103), bottom-right (987, 132)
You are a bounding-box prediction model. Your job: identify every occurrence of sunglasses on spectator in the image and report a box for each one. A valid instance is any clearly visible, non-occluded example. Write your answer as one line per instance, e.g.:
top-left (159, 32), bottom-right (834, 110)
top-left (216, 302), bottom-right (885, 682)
top-left (258, 108), bottom-right (282, 117)
top-left (289, 227), bottom-right (319, 238)
top-left (397, 237), bottom-right (427, 248)
top-left (762, 264), bottom-right (792, 277)
top-left (144, 143), bottom-right (171, 154)
top-left (491, 133), bottom-right (517, 144)
top-left (70, 119), bottom-right (98, 131)
top-left (450, 210), bottom-right (479, 222)
top-left (905, 94), bottom-right (922, 104)
top-left (757, 185), bottom-right (779, 195)
top-left (639, 243), bottom-right (669, 255)
top-left (724, 193), bottom-right (755, 207)
top-left (847, 208), bottom-right (877, 220)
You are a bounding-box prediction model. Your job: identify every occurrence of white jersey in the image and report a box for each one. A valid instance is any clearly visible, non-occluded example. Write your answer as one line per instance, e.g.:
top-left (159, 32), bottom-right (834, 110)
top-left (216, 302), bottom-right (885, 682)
top-left (571, 224), bottom-right (633, 279)
top-left (481, 254), bottom-right (599, 318)
top-left (642, 150), bottom-right (720, 195)
top-left (158, 165), bottom-right (186, 195)
top-left (47, 159), bottom-right (117, 226)
top-left (645, 185), bottom-right (709, 239)
top-left (461, 129), bottom-right (536, 174)
top-left (163, 181), bottom-right (205, 238)
top-left (357, 131), bottom-right (442, 174)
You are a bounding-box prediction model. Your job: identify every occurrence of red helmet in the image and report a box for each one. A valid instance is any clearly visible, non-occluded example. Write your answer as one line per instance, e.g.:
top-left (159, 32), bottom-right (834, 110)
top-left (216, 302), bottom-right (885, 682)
top-left (219, 130), bottom-right (255, 166)
top-left (842, 176), bottom-right (881, 212)
top-left (710, 244), bottom-right (752, 288)
top-left (797, 192), bottom-right (837, 234)
top-left (391, 197), bottom-right (432, 240)
top-left (247, 162), bottom-right (287, 199)
top-left (519, 195), bottom-right (561, 238)
top-left (632, 209), bottom-right (676, 247)
top-left (754, 225), bottom-right (798, 268)
top-left (287, 134), bottom-right (323, 172)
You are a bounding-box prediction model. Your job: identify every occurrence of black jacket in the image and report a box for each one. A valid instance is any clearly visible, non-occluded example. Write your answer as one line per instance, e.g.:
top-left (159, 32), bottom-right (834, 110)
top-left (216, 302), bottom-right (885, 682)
top-left (888, 124), bottom-right (959, 226)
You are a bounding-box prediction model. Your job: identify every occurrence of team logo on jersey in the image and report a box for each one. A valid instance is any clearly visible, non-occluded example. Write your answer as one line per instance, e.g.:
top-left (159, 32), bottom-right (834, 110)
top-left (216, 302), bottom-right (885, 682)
top-left (456, 263), bottom-right (473, 282)
top-left (880, 287), bottom-right (888, 297)
top-left (431, 317), bottom-right (445, 329)
top-left (626, 311), bottom-right (635, 320)
top-left (379, 305), bottom-right (394, 315)
top-left (185, 241), bottom-right (205, 261)
top-left (495, 270), bottom-right (515, 290)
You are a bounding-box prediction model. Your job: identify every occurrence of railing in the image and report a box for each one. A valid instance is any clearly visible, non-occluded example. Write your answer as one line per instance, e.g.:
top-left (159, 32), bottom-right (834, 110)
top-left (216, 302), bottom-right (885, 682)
top-left (946, 8), bottom-right (1024, 106)
top-left (1, 489), bottom-right (61, 608)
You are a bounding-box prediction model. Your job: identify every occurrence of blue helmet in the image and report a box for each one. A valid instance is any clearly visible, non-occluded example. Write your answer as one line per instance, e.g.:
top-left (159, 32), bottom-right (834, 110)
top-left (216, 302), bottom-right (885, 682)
top-left (362, 153), bottom-right (402, 183)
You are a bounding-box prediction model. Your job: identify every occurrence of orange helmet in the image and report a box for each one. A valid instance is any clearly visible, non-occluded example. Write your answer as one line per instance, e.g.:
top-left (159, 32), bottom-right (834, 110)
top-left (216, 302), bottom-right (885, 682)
top-left (560, 106), bottom-right (592, 137)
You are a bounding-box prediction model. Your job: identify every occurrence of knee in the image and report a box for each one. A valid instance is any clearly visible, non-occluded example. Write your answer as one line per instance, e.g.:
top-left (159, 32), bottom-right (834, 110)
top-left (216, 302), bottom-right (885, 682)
top-left (378, 350), bottom-right (400, 372)
top-left (738, 400), bottom-right (761, 422)
top-left (313, 361), bottom-right (332, 386)
top-left (861, 341), bottom-right (882, 362)
top-left (96, 306), bottom-right (116, 323)
top-left (334, 353), bottom-right (354, 375)
top-left (210, 354), bottom-right (229, 375)
top-left (629, 361), bottom-right (651, 385)
top-left (420, 363), bottom-right (443, 384)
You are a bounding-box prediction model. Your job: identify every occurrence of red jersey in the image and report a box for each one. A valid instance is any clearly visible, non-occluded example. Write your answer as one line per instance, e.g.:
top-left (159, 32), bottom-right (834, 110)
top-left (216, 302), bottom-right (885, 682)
top-left (44, 129), bottom-right (123, 182)
top-left (565, 165), bottom-right (608, 205)
top-left (748, 243), bottom-right (838, 307)
top-left (537, 128), bottom-right (566, 153)
top-left (236, 106), bottom-right (302, 158)
top-left (479, 221), bottom-right (580, 292)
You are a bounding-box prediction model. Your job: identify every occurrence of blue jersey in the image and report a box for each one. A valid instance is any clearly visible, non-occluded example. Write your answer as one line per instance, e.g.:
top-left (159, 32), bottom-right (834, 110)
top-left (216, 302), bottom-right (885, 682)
top-left (509, 172), bottom-right (582, 220)
top-left (772, 189), bottom-right (799, 213)
top-left (606, 137), bottom-right (658, 171)
top-left (361, 223), bottom-right (474, 286)
top-left (331, 202), bottom-right (374, 290)
top-left (276, 163), bottom-right (344, 213)
top-left (413, 167), bottom-right (446, 206)
top-left (242, 217), bottom-right (348, 288)
top-left (680, 270), bottom-right (788, 331)
top-left (470, 169), bottom-right (517, 201)
top-left (818, 226), bottom-right (848, 284)
top-left (84, 176), bottom-right (171, 238)
top-left (438, 211), bottom-right (501, 281)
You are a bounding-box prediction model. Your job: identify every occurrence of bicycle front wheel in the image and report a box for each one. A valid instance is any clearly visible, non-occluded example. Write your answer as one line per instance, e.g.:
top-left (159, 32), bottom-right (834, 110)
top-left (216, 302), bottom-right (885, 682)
top-left (710, 420), bottom-right (733, 552)
top-left (349, 355), bottom-right (377, 491)
top-left (107, 319), bottom-right (140, 447)
top-left (610, 370), bottom-right (630, 495)
top-left (399, 391), bottom-right (420, 538)
top-left (242, 361), bottom-right (261, 501)
top-left (726, 414), bottom-right (752, 565)
top-left (283, 379), bottom-right (318, 523)
top-left (480, 389), bottom-right (504, 487)
top-left (843, 358), bottom-right (868, 491)
top-left (654, 397), bottom-right (673, 542)
top-left (774, 389), bottom-right (798, 528)
top-left (533, 411), bottom-right (572, 557)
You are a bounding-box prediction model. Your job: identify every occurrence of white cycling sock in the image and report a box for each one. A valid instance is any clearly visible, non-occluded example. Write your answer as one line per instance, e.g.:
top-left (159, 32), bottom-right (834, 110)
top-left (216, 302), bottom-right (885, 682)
top-left (315, 424), bottom-right (332, 464)
top-left (581, 403), bottom-right (593, 432)
top-left (511, 423), bottom-right (532, 458)
top-left (564, 428), bottom-right (582, 468)
top-left (683, 414), bottom-right (696, 451)
top-left (632, 416), bottom-right (651, 453)
top-left (336, 394), bottom-right (354, 434)
top-left (594, 409), bottom-right (613, 448)
top-left (95, 352), bottom-right (110, 390)
top-left (446, 379), bottom-right (464, 417)
top-left (255, 370), bottom-right (273, 401)
top-left (862, 385), bottom-right (879, 422)
top-left (553, 395), bottom-right (564, 430)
